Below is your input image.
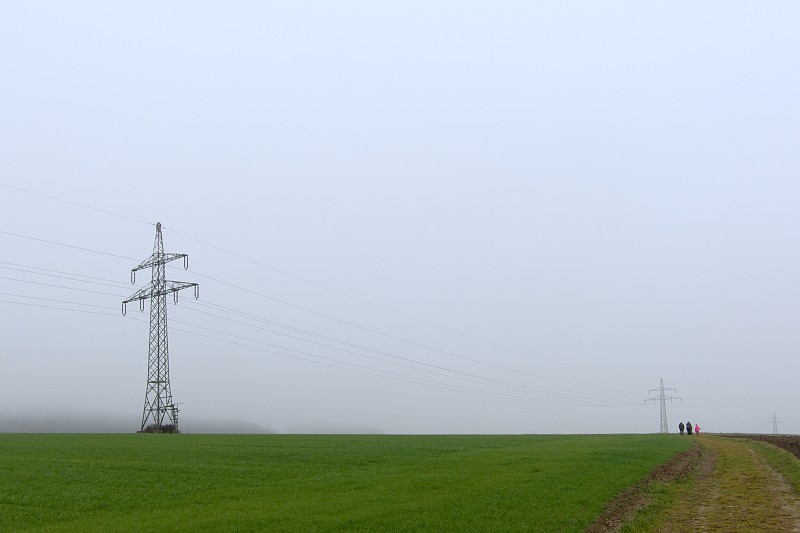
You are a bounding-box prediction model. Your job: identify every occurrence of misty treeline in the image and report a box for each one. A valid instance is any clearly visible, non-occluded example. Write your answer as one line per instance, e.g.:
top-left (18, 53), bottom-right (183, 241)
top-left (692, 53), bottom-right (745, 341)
top-left (0, 412), bottom-right (274, 434)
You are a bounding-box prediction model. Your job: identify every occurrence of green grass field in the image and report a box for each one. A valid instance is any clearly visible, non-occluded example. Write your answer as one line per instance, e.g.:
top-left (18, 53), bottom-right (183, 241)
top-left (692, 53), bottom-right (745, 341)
top-left (0, 433), bottom-right (692, 532)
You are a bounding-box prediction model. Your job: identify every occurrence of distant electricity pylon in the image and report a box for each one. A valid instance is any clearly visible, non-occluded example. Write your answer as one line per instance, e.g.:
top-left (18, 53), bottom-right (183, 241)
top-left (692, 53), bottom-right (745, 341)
top-left (123, 222), bottom-right (198, 433)
top-left (644, 378), bottom-right (681, 434)
top-left (767, 412), bottom-right (783, 435)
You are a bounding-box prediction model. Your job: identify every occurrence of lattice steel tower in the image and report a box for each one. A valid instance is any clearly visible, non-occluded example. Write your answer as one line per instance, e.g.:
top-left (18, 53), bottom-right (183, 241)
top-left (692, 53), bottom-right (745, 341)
top-left (768, 412), bottom-right (783, 435)
top-left (123, 222), bottom-right (198, 433)
top-left (644, 378), bottom-right (680, 434)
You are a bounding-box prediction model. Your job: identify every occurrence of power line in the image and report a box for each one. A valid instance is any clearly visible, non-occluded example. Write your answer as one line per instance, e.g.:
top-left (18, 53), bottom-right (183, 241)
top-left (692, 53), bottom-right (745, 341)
top-left (3, 265), bottom-right (533, 397)
top-left (0, 299), bottom-right (119, 317)
top-left (169, 313), bottom-right (629, 405)
top-left (1, 224), bottom-right (635, 395)
top-left (6, 263), bottom-right (536, 396)
top-left (0, 275), bottom-right (633, 405)
top-left (2, 181), bottom-right (581, 369)
top-left (0, 261), bottom-right (634, 404)
top-left (0, 264), bottom-right (132, 290)
top-left (181, 299), bottom-right (634, 404)
top-left (0, 275), bottom-right (128, 298)
top-left (0, 290), bottom-right (635, 407)
top-left (166, 322), bottom-right (617, 406)
top-left (165, 225), bottom-right (572, 367)
top-left (0, 260), bottom-right (132, 287)
top-left (0, 292), bottom-right (120, 310)
top-left (0, 229), bottom-right (136, 261)
top-left (0, 233), bottom-right (638, 398)
top-left (190, 269), bottom-right (638, 396)
top-left (0, 278), bottom-right (633, 404)
top-left (1, 227), bottom-right (538, 381)
top-left (0, 260), bottom-right (617, 401)
top-left (168, 318), bottom-right (561, 403)
top-left (0, 182), bottom-right (154, 226)
top-left (0, 295), bottom-right (604, 406)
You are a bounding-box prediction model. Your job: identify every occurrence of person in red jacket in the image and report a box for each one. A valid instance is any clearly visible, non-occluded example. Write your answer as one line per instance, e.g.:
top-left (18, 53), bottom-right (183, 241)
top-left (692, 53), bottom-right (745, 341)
top-left (695, 424), bottom-right (701, 435)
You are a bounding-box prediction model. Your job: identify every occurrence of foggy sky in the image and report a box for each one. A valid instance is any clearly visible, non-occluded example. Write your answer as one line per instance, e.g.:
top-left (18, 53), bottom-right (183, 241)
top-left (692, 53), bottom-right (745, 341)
top-left (1, 2), bottom-right (798, 435)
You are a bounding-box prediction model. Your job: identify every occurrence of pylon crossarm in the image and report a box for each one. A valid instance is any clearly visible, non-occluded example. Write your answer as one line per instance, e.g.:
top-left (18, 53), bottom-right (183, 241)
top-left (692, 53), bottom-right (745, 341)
top-left (123, 285), bottom-right (152, 307)
top-left (163, 280), bottom-right (198, 297)
top-left (131, 253), bottom-right (188, 274)
top-left (123, 281), bottom-right (198, 304)
top-left (122, 281), bottom-right (199, 315)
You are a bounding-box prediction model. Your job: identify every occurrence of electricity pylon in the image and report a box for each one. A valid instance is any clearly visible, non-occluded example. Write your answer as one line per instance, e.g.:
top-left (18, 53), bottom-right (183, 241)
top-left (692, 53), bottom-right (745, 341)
top-left (123, 222), bottom-right (198, 433)
top-left (767, 412), bottom-right (783, 435)
top-left (644, 378), bottom-right (681, 433)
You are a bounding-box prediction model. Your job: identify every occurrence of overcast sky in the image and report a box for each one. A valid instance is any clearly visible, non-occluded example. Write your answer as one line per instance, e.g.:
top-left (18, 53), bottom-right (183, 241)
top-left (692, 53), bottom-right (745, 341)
top-left (1, 2), bottom-right (798, 434)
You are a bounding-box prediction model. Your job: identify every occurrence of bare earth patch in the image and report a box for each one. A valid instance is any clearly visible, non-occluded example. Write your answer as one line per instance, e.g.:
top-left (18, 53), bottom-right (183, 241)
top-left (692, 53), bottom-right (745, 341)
top-left (734, 434), bottom-right (800, 461)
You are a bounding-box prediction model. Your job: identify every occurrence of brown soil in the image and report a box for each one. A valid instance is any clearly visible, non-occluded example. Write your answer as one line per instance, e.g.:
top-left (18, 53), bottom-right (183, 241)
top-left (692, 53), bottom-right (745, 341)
top-left (730, 434), bottom-right (800, 461)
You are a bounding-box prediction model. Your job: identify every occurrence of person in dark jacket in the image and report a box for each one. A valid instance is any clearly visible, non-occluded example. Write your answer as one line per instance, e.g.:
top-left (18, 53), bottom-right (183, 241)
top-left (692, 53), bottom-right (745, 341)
top-left (679, 422), bottom-right (685, 435)
top-left (686, 422), bottom-right (693, 435)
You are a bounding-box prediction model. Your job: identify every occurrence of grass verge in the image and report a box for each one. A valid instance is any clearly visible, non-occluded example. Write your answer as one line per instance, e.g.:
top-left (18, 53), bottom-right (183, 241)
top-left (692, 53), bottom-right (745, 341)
top-left (745, 439), bottom-right (800, 493)
top-left (599, 441), bottom-right (708, 533)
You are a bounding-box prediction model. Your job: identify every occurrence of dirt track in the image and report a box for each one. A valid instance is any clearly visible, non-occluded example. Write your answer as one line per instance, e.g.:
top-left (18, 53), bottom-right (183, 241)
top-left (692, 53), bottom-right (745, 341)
top-left (657, 436), bottom-right (800, 532)
top-left (588, 435), bottom-right (800, 533)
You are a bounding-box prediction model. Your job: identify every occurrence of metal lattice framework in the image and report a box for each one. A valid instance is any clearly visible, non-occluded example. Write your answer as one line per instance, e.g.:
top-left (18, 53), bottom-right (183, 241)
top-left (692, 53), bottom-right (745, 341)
top-left (644, 378), bottom-right (680, 434)
top-left (123, 222), bottom-right (198, 433)
top-left (768, 412), bottom-right (783, 435)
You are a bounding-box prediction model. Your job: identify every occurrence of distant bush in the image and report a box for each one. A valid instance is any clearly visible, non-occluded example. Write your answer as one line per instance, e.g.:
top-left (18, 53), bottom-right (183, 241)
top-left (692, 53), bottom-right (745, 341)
top-left (140, 424), bottom-right (180, 434)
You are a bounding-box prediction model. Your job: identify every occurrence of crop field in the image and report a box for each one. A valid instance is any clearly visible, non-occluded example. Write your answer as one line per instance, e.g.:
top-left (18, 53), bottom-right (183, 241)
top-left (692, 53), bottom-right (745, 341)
top-left (0, 433), bottom-right (692, 532)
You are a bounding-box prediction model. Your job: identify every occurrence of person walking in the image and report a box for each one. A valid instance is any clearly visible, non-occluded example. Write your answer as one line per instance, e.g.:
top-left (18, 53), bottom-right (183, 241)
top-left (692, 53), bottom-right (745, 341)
top-left (678, 422), bottom-right (685, 435)
top-left (686, 422), bottom-right (693, 436)
top-left (695, 424), bottom-right (701, 435)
